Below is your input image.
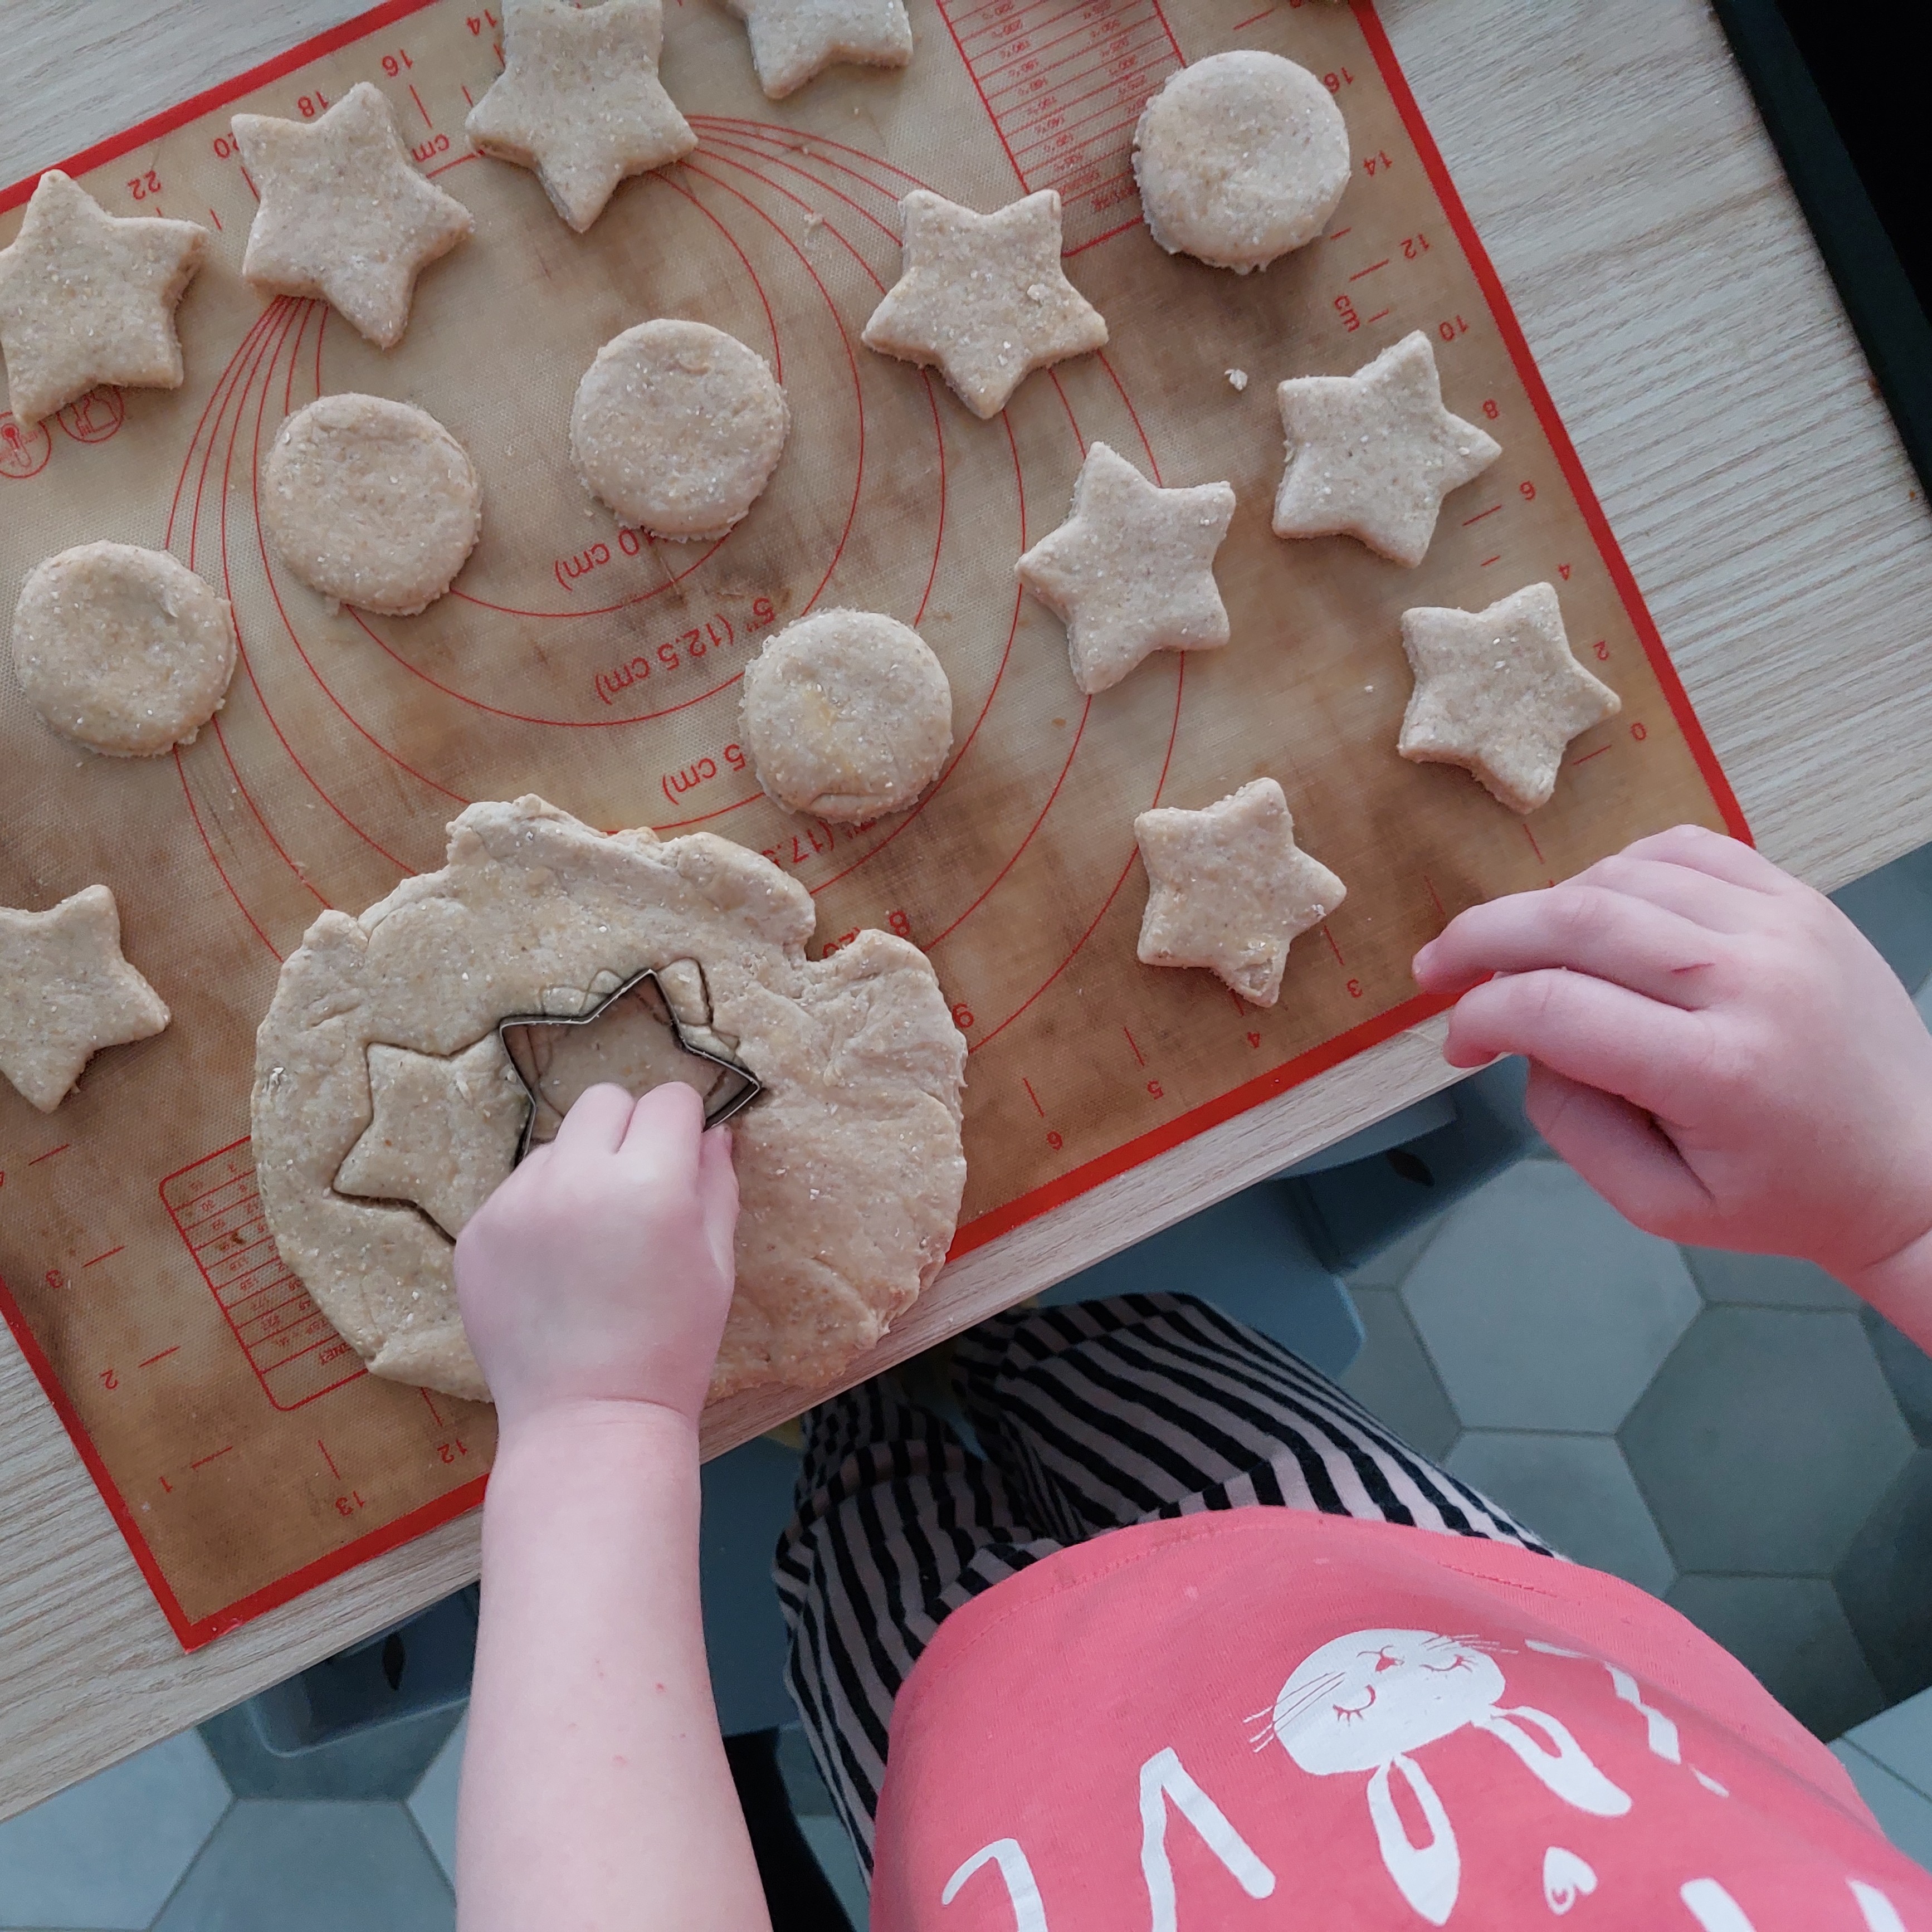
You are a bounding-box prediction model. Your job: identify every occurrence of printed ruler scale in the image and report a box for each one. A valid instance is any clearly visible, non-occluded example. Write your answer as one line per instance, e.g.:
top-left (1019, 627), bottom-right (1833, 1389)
top-left (0, 0), bottom-right (1743, 1646)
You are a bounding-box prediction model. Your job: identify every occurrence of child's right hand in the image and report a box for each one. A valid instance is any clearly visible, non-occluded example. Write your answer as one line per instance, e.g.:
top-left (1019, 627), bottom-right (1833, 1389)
top-left (1413, 824), bottom-right (1932, 1341)
top-left (454, 1081), bottom-right (740, 1433)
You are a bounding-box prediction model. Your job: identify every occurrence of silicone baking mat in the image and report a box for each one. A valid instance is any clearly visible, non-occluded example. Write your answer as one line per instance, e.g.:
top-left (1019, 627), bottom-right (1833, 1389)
top-left (0, 0), bottom-right (1745, 1646)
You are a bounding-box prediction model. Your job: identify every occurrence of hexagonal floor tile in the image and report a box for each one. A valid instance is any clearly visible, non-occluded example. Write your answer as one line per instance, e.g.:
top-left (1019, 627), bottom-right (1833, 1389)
top-left (1623, 1306), bottom-right (1914, 1576)
top-left (1836, 1448), bottom-right (1932, 1705)
top-left (1863, 1309), bottom-right (1932, 1447)
top-left (1401, 1161), bottom-right (1700, 1432)
top-left (153, 1799), bottom-right (452, 1930)
top-left (1668, 1575), bottom-right (1885, 1740)
top-left (1680, 1248), bottom-right (1859, 1310)
top-left (0, 1729), bottom-right (229, 1930)
top-left (1445, 1432), bottom-right (1674, 1594)
top-left (1336, 1287), bottom-right (1459, 1460)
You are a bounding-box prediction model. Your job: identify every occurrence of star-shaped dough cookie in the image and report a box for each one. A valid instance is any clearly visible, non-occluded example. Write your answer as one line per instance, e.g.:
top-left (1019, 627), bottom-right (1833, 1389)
top-left (465, 0), bottom-right (696, 231)
top-left (1273, 329), bottom-right (1501, 567)
top-left (862, 188), bottom-right (1108, 419)
top-left (1134, 778), bottom-right (1344, 1007)
top-left (1017, 441), bottom-right (1236, 694)
top-left (724, 0), bottom-right (913, 99)
top-left (1398, 581), bottom-right (1621, 813)
top-left (0, 885), bottom-right (169, 1113)
top-left (334, 1035), bottom-right (529, 1238)
top-left (233, 82), bottom-right (474, 349)
top-left (0, 170), bottom-right (206, 428)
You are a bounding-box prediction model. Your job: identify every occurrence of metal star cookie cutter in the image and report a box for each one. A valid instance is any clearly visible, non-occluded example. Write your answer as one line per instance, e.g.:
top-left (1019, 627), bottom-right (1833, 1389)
top-left (495, 966), bottom-right (762, 1163)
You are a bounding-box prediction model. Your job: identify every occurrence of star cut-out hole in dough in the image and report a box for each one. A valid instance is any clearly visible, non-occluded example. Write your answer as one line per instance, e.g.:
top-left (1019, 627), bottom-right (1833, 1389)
top-left (500, 965), bottom-right (759, 1154)
top-left (334, 1033), bottom-right (529, 1238)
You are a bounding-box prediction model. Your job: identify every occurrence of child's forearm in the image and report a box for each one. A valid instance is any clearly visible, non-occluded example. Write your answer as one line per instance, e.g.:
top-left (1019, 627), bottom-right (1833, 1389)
top-left (457, 1400), bottom-right (771, 1932)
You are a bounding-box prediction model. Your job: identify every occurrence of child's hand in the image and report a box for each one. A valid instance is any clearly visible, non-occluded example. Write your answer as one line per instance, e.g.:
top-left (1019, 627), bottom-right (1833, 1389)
top-left (1413, 824), bottom-right (1932, 1313)
top-left (455, 1081), bottom-right (739, 1432)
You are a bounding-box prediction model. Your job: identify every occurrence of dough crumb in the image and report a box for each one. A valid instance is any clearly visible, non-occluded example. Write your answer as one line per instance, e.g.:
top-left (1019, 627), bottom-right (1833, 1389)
top-left (1226, 367), bottom-right (1248, 391)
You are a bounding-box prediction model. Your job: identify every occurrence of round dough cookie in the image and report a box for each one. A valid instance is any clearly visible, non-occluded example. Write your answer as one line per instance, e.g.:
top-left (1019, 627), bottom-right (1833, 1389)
top-left (10, 542), bottom-right (237, 757)
top-left (261, 393), bottom-right (482, 615)
top-left (570, 319), bottom-right (789, 540)
top-left (741, 609), bottom-right (952, 822)
top-left (252, 796), bottom-right (967, 1404)
top-left (1132, 51), bottom-right (1350, 272)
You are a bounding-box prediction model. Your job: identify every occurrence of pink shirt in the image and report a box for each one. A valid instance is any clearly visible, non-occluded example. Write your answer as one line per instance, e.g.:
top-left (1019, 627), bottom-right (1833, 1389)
top-left (872, 1511), bottom-right (1931, 1930)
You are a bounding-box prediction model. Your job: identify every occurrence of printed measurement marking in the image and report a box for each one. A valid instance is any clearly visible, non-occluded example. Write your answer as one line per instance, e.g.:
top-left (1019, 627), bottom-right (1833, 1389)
top-left (935, 0), bottom-right (1182, 250)
top-left (189, 1444), bottom-right (235, 1470)
top-left (1232, 7), bottom-right (1274, 30)
top-left (1348, 259), bottom-right (1389, 280)
top-left (1570, 744), bottom-right (1612, 767)
top-left (318, 1438), bottom-right (341, 1479)
top-left (139, 1346), bottom-right (180, 1368)
top-left (1480, 554), bottom-right (1502, 567)
top-left (160, 1140), bottom-right (365, 1411)
top-left (420, 1387), bottom-right (447, 1431)
top-left (1363, 307), bottom-right (1391, 325)
top-left (1422, 873), bottom-right (1447, 925)
top-left (1329, 227), bottom-right (1353, 240)
top-left (1123, 1026), bottom-right (1145, 1067)
top-left (1521, 822), bottom-right (1546, 866)
top-left (27, 1143), bottom-right (69, 1165)
top-left (1322, 924), bottom-right (1346, 969)
top-left (1461, 504), bottom-right (1502, 525)
top-left (1022, 1077), bottom-right (1046, 1119)
top-left (84, 1245), bottom-right (125, 1269)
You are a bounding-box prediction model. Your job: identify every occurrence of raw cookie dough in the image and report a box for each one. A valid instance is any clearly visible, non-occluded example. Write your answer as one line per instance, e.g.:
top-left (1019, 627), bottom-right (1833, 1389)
top-left (862, 189), bottom-right (1108, 419)
top-left (1016, 441), bottom-right (1236, 695)
top-left (740, 609), bottom-right (952, 821)
top-left (0, 170), bottom-right (206, 428)
top-left (1133, 52), bottom-right (1350, 272)
top-left (234, 83), bottom-right (474, 349)
top-left (465, 0), bottom-right (695, 231)
top-left (252, 796), bottom-right (967, 1403)
top-left (1134, 777), bottom-right (1344, 1007)
top-left (1398, 582), bottom-right (1620, 813)
top-left (570, 319), bottom-right (789, 539)
top-left (11, 542), bottom-right (237, 757)
top-left (1274, 330), bottom-right (1501, 567)
top-left (0, 885), bottom-right (169, 1113)
top-left (334, 1035), bottom-right (529, 1238)
top-left (262, 394), bottom-right (482, 615)
top-left (724, 0), bottom-right (913, 99)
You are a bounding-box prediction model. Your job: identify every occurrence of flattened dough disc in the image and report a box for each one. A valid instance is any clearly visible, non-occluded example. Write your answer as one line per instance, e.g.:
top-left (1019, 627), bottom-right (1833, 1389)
top-left (261, 393), bottom-right (482, 616)
top-left (252, 797), bottom-right (966, 1404)
top-left (11, 541), bottom-right (236, 756)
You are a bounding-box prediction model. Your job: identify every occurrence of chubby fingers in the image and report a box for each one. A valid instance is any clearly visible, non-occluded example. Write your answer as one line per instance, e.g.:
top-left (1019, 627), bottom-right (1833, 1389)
top-left (1615, 823), bottom-right (1792, 895)
top-left (1442, 967), bottom-right (1713, 1120)
top-left (552, 1081), bottom-right (639, 1155)
top-left (1415, 883), bottom-right (1725, 1005)
top-left (698, 1125), bottom-right (741, 1280)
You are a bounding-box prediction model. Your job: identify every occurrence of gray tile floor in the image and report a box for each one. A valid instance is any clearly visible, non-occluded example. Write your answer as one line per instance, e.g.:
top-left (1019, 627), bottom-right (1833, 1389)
top-left (1338, 1150), bottom-right (1932, 1743)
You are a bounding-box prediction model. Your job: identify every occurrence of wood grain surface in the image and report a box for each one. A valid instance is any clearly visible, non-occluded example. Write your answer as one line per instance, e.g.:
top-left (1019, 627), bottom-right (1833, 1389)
top-left (3, 0), bottom-right (1930, 1821)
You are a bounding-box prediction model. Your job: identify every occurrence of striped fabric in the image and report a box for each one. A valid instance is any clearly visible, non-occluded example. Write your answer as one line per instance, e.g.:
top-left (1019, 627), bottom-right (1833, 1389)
top-left (772, 1291), bottom-right (1550, 1875)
